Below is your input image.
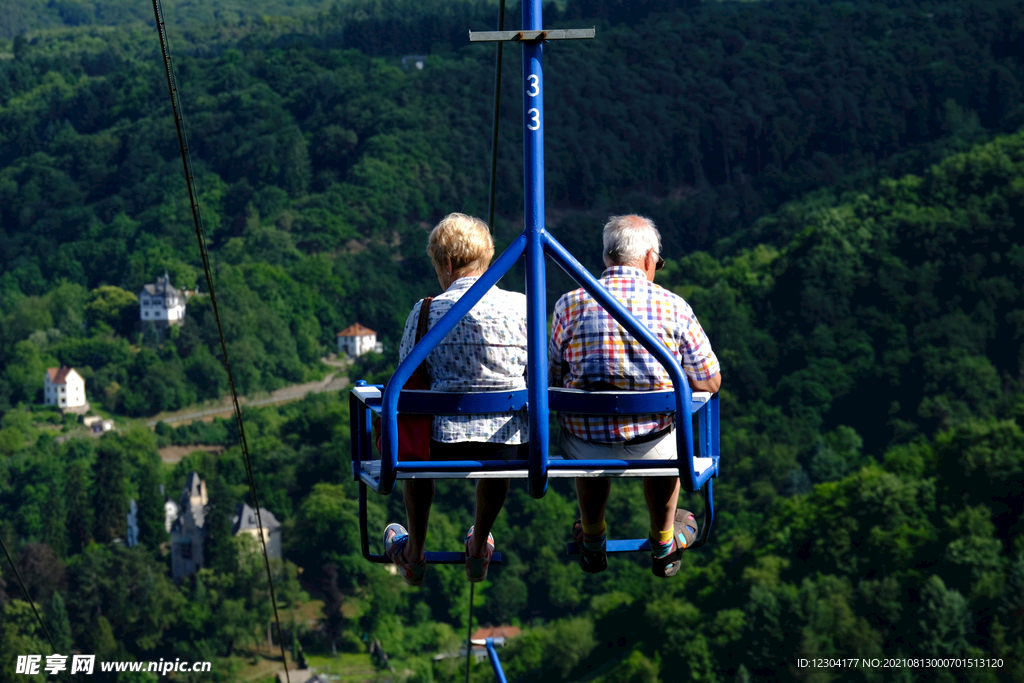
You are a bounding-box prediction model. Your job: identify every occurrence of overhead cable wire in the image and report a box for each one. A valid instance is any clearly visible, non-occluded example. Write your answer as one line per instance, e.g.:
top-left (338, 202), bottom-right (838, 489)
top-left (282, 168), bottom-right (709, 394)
top-left (486, 0), bottom-right (508, 233)
top-left (149, 2), bottom-right (290, 680)
top-left (0, 531), bottom-right (77, 683)
top-left (464, 581), bottom-right (476, 683)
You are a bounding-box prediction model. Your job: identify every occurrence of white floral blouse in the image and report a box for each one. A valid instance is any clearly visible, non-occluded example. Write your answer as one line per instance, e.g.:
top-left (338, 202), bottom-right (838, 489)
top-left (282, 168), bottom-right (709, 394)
top-left (398, 277), bottom-right (529, 444)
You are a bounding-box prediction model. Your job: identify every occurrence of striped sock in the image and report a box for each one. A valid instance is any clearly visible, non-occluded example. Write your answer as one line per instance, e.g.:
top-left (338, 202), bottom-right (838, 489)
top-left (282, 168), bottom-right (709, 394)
top-left (581, 520), bottom-right (606, 552)
top-left (651, 528), bottom-right (674, 559)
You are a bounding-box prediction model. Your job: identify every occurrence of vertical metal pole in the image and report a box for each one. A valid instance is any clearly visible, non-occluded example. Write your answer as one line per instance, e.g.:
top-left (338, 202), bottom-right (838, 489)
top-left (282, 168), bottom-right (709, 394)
top-left (523, 0), bottom-right (549, 498)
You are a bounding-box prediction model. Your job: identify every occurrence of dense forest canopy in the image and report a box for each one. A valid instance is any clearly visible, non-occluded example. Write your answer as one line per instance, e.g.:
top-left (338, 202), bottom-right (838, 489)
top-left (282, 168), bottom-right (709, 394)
top-left (1, 0), bottom-right (1021, 415)
top-left (0, 0), bottom-right (1023, 681)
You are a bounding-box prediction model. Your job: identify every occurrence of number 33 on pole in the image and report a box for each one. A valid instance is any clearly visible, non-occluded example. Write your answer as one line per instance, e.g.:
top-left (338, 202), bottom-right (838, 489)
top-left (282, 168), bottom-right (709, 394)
top-left (469, 27), bottom-right (595, 136)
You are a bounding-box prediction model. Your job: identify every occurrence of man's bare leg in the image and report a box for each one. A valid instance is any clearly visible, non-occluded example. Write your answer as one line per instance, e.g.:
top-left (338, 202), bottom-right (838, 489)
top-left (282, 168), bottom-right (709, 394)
top-left (643, 476), bottom-right (680, 534)
top-left (576, 478), bottom-right (612, 526)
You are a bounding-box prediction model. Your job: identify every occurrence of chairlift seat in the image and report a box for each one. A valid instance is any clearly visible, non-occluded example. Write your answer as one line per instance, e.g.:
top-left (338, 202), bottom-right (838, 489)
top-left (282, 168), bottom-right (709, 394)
top-left (350, 385), bottom-right (717, 487)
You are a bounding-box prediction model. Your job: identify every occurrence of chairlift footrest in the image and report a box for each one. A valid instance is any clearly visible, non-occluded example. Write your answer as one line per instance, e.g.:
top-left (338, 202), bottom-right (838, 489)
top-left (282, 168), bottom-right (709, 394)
top-left (414, 551), bottom-right (503, 565)
top-left (565, 538), bottom-right (652, 555)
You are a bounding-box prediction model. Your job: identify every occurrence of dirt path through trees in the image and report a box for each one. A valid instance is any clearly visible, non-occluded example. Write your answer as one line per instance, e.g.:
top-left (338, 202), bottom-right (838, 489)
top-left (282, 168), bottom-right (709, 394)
top-left (145, 371), bottom-right (349, 427)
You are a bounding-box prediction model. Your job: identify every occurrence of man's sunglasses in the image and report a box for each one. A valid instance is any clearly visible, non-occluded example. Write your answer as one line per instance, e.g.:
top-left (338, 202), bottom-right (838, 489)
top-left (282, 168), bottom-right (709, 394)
top-left (655, 254), bottom-right (665, 271)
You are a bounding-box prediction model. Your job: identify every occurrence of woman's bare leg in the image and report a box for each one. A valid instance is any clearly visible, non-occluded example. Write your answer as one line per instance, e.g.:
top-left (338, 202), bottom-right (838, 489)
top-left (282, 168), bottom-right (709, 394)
top-left (468, 479), bottom-right (510, 557)
top-left (402, 479), bottom-right (435, 563)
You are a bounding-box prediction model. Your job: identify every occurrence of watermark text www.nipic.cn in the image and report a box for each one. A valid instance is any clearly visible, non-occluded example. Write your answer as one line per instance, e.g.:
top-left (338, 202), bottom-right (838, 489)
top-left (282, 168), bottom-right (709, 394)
top-left (797, 658), bottom-right (1004, 670)
top-left (16, 654), bottom-right (213, 676)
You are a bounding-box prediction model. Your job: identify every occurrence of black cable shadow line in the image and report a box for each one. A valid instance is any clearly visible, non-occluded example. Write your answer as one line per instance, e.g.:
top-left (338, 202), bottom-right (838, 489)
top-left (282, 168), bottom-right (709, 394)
top-left (150, 0), bottom-right (290, 680)
top-left (0, 532), bottom-right (77, 683)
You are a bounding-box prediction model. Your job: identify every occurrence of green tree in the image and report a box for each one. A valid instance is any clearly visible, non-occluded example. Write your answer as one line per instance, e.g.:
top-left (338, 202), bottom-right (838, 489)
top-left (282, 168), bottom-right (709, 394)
top-left (917, 576), bottom-right (971, 674)
top-left (201, 476), bottom-right (239, 577)
top-left (135, 452), bottom-right (168, 551)
top-left (600, 650), bottom-right (660, 683)
top-left (85, 285), bottom-right (139, 336)
top-left (92, 440), bottom-right (128, 543)
top-left (2, 341), bottom-right (51, 404)
top-left (287, 483), bottom-right (364, 586)
top-left (0, 600), bottom-right (49, 683)
top-left (65, 460), bottom-right (94, 554)
top-left (47, 591), bottom-right (74, 655)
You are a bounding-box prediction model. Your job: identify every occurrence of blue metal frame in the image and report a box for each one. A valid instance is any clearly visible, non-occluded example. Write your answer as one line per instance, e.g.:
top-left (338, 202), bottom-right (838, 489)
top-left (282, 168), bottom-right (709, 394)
top-left (355, 386), bottom-right (718, 491)
top-left (355, 0), bottom-right (722, 561)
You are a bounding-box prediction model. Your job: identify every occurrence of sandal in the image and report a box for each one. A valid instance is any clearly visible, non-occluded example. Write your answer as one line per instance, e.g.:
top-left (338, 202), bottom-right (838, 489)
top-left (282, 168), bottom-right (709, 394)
top-left (383, 523), bottom-right (426, 586)
top-left (651, 509), bottom-right (698, 578)
top-left (464, 526), bottom-right (495, 582)
top-left (573, 518), bottom-right (608, 574)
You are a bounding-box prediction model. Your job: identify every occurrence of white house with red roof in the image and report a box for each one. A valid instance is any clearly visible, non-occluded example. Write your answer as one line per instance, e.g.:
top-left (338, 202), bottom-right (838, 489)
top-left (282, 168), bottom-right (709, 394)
top-left (337, 323), bottom-right (382, 357)
top-left (43, 367), bottom-right (87, 411)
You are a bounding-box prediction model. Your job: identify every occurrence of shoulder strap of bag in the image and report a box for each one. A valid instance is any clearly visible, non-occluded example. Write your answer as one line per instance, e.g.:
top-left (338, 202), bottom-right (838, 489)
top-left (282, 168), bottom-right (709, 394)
top-left (416, 297), bottom-right (433, 342)
top-left (413, 297), bottom-right (433, 377)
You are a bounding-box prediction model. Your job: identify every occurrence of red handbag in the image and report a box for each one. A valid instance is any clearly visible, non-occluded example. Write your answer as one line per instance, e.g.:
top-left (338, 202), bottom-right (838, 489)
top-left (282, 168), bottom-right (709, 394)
top-left (373, 297), bottom-right (433, 461)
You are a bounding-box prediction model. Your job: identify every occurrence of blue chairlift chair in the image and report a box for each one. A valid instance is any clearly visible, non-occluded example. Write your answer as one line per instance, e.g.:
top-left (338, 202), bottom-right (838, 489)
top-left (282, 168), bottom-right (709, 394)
top-left (349, 0), bottom-right (720, 567)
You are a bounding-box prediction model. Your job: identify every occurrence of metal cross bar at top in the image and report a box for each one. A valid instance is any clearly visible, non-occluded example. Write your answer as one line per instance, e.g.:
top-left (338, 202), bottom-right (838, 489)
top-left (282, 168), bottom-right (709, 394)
top-left (468, 28), bottom-right (595, 42)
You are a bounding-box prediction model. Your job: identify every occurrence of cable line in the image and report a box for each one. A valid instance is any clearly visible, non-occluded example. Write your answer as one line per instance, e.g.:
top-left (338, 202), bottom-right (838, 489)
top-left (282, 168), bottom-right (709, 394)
top-left (464, 581), bottom-right (476, 683)
top-left (149, 1), bottom-right (290, 680)
top-left (0, 531), bottom-right (76, 683)
top-left (486, 0), bottom-right (508, 233)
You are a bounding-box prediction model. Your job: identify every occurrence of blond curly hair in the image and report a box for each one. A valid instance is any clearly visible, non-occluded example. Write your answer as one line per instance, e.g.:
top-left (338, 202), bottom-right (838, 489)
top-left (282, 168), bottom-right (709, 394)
top-left (427, 213), bottom-right (495, 275)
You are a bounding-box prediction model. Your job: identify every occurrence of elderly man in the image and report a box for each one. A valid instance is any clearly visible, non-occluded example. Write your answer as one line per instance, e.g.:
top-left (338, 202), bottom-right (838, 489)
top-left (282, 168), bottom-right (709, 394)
top-left (548, 215), bottom-right (722, 577)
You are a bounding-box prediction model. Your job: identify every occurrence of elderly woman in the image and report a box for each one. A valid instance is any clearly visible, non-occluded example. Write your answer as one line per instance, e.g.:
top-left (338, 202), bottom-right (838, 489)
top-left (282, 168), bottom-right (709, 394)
top-left (383, 213), bottom-right (528, 586)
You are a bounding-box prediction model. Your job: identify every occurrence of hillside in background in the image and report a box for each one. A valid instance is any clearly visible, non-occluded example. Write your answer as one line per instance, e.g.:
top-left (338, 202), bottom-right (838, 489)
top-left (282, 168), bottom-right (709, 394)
top-left (2, 0), bottom-right (1021, 416)
top-left (3, 123), bottom-right (1022, 683)
top-left (0, 0), bottom-right (1023, 681)
top-left (0, 0), bottom-right (342, 39)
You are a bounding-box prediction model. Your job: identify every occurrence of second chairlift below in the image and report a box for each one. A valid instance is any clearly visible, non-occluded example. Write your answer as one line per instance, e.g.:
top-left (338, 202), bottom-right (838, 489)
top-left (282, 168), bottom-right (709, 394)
top-left (351, 212), bottom-right (722, 586)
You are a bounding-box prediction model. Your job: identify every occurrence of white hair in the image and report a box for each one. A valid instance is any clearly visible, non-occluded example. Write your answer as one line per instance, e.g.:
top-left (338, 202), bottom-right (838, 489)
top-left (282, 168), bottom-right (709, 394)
top-left (602, 215), bottom-right (661, 267)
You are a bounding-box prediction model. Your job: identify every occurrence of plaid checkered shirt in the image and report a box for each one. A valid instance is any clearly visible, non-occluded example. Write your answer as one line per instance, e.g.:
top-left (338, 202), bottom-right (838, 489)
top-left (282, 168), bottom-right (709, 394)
top-left (548, 265), bottom-right (721, 443)
top-left (399, 277), bottom-right (528, 444)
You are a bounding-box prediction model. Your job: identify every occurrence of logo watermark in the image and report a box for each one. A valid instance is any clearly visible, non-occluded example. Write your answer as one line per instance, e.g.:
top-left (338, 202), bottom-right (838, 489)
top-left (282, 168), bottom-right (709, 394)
top-left (16, 654), bottom-right (213, 676)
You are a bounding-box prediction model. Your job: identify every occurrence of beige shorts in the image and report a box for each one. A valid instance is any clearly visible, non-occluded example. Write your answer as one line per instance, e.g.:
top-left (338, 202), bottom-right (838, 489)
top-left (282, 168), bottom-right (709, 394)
top-left (559, 428), bottom-right (678, 461)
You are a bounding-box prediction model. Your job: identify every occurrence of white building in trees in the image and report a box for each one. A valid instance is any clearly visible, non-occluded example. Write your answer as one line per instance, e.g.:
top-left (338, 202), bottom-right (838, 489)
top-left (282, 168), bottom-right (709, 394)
top-left (170, 472), bottom-right (207, 583)
top-left (232, 503), bottom-right (282, 559)
top-left (337, 323), bottom-right (382, 357)
top-left (139, 271), bottom-right (186, 327)
top-left (43, 367), bottom-right (87, 411)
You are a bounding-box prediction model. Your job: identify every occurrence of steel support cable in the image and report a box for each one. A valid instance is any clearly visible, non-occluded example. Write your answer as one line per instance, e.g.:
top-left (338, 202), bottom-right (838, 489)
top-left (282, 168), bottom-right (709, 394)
top-left (0, 532), bottom-right (76, 683)
top-left (486, 0), bottom-right (508, 232)
top-left (464, 581), bottom-right (475, 683)
top-left (149, 2), bottom-right (289, 680)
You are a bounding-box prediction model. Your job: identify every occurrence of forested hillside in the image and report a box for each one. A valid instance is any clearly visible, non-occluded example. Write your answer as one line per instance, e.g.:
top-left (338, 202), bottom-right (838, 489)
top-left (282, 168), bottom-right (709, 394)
top-left (3, 124), bottom-right (1022, 683)
top-left (2, 0), bottom-right (1021, 414)
top-left (1, 0), bottom-right (1023, 681)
